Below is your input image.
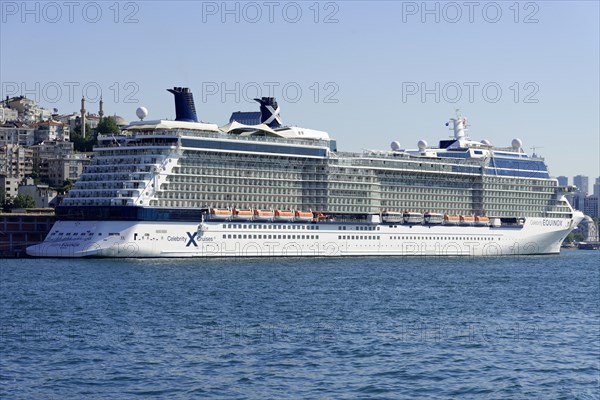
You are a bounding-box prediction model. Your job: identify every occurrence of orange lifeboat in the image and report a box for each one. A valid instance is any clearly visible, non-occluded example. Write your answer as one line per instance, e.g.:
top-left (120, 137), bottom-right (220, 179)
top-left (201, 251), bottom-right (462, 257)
top-left (232, 208), bottom-right (253, 220)
top-left (274, 210), bottom-right (294, 221)
top-left (253, 209), bottom-right (274, 221)
top-left (209, 208), bottom-right (232, 220)
top-left (316, 213), bottom-right (327, 221)
top-left (443, 215), bottom-right (460, 225)
top-left (294, 211), bottom-right (313, 222)
top-left (460, 215), bottom-right (476, 225)
top-left (475, 216), bottom-right (490, 226)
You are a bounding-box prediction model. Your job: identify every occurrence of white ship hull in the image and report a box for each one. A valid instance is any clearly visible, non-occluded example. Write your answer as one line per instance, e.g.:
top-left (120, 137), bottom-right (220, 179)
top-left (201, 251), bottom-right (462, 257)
top-left (26, 213), bottom-right (583, 258)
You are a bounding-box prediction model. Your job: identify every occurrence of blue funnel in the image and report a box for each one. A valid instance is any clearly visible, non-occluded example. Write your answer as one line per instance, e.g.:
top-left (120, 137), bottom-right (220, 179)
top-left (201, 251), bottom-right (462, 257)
top-left (167, 87), bottom-right (198, 122)
top-left (254, 97), bottom-right (282, 128)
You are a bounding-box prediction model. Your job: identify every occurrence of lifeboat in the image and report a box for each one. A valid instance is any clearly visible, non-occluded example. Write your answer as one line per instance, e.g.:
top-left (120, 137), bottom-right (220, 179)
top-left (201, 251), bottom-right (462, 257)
top-left (294, 211), bottom-right (313, 222)
top-left (403, 212), bottom-right (424, 224)
top-left (274, 210), bottom-right (294, 221)
top-left (460, 215), bottom-right (475, 225)
top-left (443, 215), bottom-right (460, 225)
top-left (424, 212), bottom-right (444, 224)
top-left (209, 208), bottom-right (232, 220)
top-left (382, 211), bottom-right (403, 223)
top-left (475, 216), bottom-right (490, 226)
top-left (315, 213), bottom-right (327, 221)
top-left (253, 209), bottom-right (274, 221)
top-left (232, 209), bottom-right (254, 220)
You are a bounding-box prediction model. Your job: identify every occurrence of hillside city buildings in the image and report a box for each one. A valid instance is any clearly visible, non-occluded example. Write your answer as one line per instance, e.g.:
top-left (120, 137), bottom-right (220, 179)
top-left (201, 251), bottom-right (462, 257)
top-left (0, 95), bottom-right (126, 208)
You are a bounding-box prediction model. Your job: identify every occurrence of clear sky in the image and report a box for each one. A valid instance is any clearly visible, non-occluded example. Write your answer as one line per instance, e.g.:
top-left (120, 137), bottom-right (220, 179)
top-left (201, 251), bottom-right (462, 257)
top-left (1, 1), bottom-right (599, 182)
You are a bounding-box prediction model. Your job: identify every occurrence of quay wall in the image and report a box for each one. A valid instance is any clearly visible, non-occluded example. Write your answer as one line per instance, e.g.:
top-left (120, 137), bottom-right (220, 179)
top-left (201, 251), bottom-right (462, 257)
top-left (0, 214), bottom-right (54, 258)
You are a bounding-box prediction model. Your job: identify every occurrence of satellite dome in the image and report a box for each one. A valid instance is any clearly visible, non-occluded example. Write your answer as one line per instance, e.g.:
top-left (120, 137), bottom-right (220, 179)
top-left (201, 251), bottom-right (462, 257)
top-left (481, 139), bottom-right (491, 146)
top-left (511, 138), bottom-right (522, 150)
top-left (417, 139), bottom-right (428, 151)
top-left (390, 141), bottom-right (401, 151)
top-left (136, 106), bottom-right (148, 121)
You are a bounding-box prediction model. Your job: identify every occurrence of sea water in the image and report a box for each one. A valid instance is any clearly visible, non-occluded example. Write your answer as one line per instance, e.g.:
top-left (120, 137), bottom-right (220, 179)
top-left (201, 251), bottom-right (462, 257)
top-left (1, 252), bottom-right (598, 398)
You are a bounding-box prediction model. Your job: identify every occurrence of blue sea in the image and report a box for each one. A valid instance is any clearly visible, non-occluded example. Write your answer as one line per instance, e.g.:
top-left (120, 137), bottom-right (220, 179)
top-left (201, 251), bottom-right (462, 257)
top-left (1, 251), bottom-right (599, 399)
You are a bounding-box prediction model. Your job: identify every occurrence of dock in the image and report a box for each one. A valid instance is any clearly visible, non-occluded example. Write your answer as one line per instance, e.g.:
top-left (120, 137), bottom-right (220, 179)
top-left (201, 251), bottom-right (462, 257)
top-left (0, 211), bottom-right (55, 258)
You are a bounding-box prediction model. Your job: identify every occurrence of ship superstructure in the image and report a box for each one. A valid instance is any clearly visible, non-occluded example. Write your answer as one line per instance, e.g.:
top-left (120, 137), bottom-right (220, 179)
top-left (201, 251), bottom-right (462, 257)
top-left (27, 87), bottom-right (582, 257)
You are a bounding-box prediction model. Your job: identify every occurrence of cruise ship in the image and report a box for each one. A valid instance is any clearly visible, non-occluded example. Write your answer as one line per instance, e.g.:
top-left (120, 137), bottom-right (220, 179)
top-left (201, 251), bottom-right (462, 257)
top-left (27, 87), bottom-right (583, 257)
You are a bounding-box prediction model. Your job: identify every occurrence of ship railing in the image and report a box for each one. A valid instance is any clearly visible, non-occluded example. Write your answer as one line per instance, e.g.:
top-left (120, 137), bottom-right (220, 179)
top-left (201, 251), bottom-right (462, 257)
top-left (77, 173), bottom-right (152, 182)
top-left (181, 129), bottom-right (331, 148)
top-left (104, 129), bottom-right (331, 148)
top-left (126, 156), bottom-right (169, 205)
top-left (331, 153), bottom-right (485, 171)
top-left (491, 147), bottom-right (545, 160)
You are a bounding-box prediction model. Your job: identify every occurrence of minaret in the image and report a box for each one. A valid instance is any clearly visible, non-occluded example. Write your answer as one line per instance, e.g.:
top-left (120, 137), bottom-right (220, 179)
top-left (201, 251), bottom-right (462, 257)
top-left (98, 96), bottom-right (104, 121)
top-left (80, 97), bottom-right (86, 139)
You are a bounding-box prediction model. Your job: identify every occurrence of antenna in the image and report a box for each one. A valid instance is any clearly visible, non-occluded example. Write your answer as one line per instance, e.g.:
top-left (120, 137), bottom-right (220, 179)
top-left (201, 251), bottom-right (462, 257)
top-left (446, 110), bottom-right (468, 140)
top-left (530, 146), bottom-right (544, 157)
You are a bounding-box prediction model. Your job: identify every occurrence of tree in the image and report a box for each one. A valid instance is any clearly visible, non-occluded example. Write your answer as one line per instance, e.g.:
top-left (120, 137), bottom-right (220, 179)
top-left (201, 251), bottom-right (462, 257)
top-left (29, 170), bottom-right (43, 185)
top-left (564, 231), bottom-right (584, 243)
top-left (71, 123), bottom-right (96, 152)
top-left (62, 179), bottom-right (74, 193)
top-left (12, 194), bottom-right (36, 209)
top-left (97, 117), bottom-right (120, 134)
